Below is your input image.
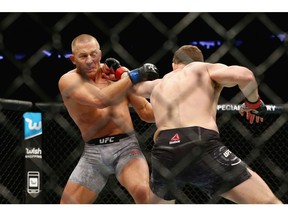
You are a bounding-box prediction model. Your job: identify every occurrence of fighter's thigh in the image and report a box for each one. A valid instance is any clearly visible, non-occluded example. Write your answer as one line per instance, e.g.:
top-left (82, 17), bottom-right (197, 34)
top-left (221, 168), bottom-right (280, 204)
top-left (60, 181), bottom-right (97, 204)
top-left (117, 157), bottom-right (150, 189)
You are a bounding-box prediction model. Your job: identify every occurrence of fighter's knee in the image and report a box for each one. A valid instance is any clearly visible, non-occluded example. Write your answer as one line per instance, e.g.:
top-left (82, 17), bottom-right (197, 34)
top-left (60, 195), bottom-right (73, 204)
top-left (60, 193), bottom-right (80, 204)
top-left (251, 194), bottom-right (283, 204)
top-left (131, 185), bottom-right (150, 204)
top-left (266, 196), bottom-right (283, 204)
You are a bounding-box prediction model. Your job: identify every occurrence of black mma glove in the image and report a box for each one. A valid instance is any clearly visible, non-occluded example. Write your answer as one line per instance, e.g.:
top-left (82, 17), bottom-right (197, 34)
top-left (239, 97), bottom-right (267, 124)
top-left (104, 58), bottom-right (129, 80)
top-left (128, 63), bottom-right (159, 84)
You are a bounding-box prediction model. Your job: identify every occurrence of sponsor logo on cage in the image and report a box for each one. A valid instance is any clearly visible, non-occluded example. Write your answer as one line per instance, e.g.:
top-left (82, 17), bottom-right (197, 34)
top-left (23, 112), bottom-right (42, 140)
top-left (25, 147), bottom-right (42, 159)
top-left (27, 171), bottom-right (40, 197)
top-left (217, 104), bottom-right (276, 111)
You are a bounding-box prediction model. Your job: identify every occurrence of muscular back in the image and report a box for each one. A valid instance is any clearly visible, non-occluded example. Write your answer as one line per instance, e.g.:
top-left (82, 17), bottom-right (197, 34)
top-left (151, 62), bottom-right (222, 136)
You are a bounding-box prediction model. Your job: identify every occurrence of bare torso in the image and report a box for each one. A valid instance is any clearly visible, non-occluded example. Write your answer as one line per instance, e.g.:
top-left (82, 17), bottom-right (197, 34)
top-left (151, 62), bottom-right (222, 139)
top-left (62, 70), bottom-right (134, 142)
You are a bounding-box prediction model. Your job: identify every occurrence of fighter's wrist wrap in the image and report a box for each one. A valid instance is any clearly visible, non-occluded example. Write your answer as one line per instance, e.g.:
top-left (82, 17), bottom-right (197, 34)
top-left (128, 69), bottom-right (141, 84)
top-left (244, 97), bottom-right (261, 109)
top-left (115, 67), bottom-right (128, 80)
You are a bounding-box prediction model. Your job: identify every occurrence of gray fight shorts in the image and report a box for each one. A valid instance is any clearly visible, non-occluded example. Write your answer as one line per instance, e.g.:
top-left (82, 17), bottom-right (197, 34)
top-left (68, 133), bottom-right (146, 193)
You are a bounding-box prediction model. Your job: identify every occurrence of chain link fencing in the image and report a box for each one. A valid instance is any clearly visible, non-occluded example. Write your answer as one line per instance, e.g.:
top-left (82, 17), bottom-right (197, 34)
top-left (0, 12), bottom-right (288, 204)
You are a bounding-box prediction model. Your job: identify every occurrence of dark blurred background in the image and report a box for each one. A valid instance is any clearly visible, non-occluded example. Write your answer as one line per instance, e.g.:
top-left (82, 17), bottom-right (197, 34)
top-left (0, 12), bottom-right (287, 105)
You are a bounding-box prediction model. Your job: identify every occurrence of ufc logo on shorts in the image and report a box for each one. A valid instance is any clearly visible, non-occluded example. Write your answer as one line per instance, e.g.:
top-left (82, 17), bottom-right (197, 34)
top-left (223, 149), bottom-right (231, 157)
top-left (99, 137), bottom-right (115, 144)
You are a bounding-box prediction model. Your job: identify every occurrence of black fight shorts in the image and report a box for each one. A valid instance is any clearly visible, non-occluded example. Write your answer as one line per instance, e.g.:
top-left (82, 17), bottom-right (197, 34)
top-left (150, 126), bottom-right (251, 200)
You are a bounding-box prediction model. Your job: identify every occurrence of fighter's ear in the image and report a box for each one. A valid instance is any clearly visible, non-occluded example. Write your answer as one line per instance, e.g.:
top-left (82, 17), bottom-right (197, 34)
top-left (70, 54), bottom-right (76, 65)
top-left (99, 50), bottom-right (102, 61)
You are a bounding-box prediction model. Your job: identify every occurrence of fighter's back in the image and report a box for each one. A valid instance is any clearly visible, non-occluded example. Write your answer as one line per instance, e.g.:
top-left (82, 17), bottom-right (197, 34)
top-left (151, 62), bottom-right (222, 136)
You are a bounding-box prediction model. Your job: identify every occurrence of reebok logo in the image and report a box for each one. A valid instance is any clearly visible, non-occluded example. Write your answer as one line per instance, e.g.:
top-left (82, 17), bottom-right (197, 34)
top-left (169, 133), bottom-right (181, 144)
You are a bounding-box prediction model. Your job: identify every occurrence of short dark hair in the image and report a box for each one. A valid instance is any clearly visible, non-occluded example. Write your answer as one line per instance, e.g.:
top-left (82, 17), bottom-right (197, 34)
top-left (172, 45), bottom-right (204, 64)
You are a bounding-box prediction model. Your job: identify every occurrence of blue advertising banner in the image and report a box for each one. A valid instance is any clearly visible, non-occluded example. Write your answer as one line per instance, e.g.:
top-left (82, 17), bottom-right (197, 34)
top-left (23, 112), bottom-right (43, 203)
top-left (23, 112), bottom-right (42, 140)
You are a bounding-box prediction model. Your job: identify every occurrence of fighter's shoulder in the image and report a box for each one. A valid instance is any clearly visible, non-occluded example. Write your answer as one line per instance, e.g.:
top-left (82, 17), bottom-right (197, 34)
top-left (60, 69), bottom-right (78, 79)
top-left (205, 62), bottom-right (227, 69)
top-left (58, 69), bottom-right (79, 85)
top-left (191, 62), bottom-right (228, 73)
top-left (187, 62), bottom-right (225, 68)
top-left (182, 62), bottom-right (207, 73)
top-left (183, 61), bottom-right (206, 70)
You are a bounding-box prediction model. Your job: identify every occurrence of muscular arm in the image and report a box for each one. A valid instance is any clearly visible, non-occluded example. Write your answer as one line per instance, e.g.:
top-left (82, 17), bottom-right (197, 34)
top-left (58, 71), bottom-right (133, 108)
top-left (128, 93), bottom-right (155, 123)
top-left (208, 64), bottom-right (259, 102)
top-left (128, 79), bottom-right (162, 123)
top-left (132, 79), bottom-right (161, 98)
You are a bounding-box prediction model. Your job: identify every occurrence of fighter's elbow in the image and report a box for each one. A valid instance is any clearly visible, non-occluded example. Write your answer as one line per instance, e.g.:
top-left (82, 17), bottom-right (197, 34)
top-left (139, 115), bottom-right (155, 123)
top-left (92, 97), bottom-right (111, 109)
top-left (235, 66), bottom-right (256, 82)
top-left (243, 68), bottom-right (255, 81)
top-left (138, 109), bottom-right (155, 123)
